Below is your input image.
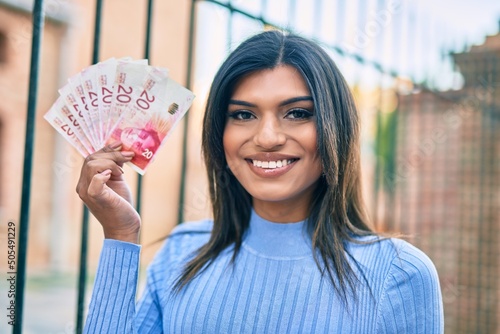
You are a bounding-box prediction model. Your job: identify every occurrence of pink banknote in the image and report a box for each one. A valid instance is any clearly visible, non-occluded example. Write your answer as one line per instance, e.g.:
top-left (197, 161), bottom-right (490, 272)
top-left (44, 58), bottom-right (194, 174)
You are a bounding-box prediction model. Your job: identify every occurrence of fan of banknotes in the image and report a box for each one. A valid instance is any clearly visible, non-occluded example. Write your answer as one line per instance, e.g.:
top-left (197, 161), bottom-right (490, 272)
top-left (44, 57), bottom-right (195, 174)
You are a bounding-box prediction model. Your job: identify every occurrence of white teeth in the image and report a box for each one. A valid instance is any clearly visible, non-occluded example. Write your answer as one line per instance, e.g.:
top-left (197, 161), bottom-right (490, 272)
top-left (251, 159), bottom-right (295, 169)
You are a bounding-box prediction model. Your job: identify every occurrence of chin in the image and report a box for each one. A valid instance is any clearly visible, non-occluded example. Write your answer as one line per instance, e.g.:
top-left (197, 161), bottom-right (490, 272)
top-left (246, 187), bottom-right (309, 204)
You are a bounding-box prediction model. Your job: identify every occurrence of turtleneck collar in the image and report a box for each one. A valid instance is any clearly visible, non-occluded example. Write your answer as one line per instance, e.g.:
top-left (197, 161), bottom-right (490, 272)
top-left (242, 209), bottom-right (313, 259)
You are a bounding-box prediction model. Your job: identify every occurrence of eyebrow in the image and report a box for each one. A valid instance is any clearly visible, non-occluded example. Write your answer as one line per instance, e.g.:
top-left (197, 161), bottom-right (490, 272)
top-left (228, 96), bottom-right (313, 107)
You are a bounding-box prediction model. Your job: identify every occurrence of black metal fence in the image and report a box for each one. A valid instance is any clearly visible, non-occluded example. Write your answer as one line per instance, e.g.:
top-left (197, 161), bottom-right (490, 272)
top-left (16, 1), bottom-right (45, 333)
top-left (10, 0), bottom-right (499, 333)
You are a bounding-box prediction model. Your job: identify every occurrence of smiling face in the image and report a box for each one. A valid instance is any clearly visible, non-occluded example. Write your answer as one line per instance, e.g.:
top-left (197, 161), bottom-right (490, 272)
top-left (223, 65), bottom-right (323, 222)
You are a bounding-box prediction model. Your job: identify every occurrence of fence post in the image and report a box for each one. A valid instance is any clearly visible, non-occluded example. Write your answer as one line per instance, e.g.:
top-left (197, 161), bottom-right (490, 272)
top-left (177, 0), bottom-right (197, 225)
top-left (135, 0), bottom-right (155, 220)
top-left (13, 1), bottom-right (45, 333)
top-left (75, 1), bottom-right (104, 332)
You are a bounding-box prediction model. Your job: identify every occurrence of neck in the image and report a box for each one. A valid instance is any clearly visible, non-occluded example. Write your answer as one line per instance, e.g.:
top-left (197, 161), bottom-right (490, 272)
top-left (252, 194), bottom-right (314, 223)
top-left (251, 178), bottom-right (321, 223)
top-left (243, 209), bottom-right (312, 258)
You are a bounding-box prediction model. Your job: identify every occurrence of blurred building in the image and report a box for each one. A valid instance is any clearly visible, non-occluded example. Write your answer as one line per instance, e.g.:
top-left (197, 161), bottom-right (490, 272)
top-left (390, 28), bottom-right (500, 333)
top-left (0, 0), bottom-right (69, 272)
top-left (0, 0), bottom-right (207, 274)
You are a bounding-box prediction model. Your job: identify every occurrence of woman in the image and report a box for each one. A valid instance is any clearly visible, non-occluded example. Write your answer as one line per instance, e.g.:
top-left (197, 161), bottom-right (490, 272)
top-left (77, 31), bottom-right (443, 333)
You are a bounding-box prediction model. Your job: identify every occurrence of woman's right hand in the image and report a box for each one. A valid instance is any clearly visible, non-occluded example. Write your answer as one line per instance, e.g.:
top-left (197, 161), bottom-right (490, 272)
top-left (76, 142), bottom-right (141, 244)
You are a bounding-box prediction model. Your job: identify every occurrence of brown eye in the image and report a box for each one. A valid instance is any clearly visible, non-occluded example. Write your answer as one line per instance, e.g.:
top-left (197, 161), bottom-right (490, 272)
top-left (285, 108), bottom-right (313, 120)
top-left (227, 110), bottom-right (255, 120)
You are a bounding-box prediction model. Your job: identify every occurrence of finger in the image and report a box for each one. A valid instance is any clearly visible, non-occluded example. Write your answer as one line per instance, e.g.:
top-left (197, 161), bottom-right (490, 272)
top-left (101, 143), bottom-right (122, 154)
top-left (87, 169), bottom-right (112, 199)
top-left (85, 159), bottom-right (125, 177)
top-left (85, 147), bottom-right (134, 166)
top-left (115, 151), bottom-right (134, 168)
top-left (108, 141), bottom-right (122, 150)
top-left (78, 154), bottom-right (126, 196)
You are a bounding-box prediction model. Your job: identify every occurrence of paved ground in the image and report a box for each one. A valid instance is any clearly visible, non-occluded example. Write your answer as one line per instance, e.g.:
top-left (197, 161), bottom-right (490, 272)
top-left (1, 272), bottom-right (91, 334)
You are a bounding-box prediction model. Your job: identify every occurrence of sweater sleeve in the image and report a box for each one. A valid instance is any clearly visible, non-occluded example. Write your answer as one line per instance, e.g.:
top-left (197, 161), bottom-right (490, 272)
top-left (84, 239), bottom-right (143, 334)
top-left (134, 266), bottom-right (164, 333)
top-left (83, 239), bottom-right (168, 333)
top-left (376, 241), bottom-right (444, 333)
top-left (83, 221), bottom-right (212, 334)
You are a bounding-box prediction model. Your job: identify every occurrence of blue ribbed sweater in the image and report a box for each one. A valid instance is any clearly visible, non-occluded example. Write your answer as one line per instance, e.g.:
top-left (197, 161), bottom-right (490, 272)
top-left (84, 210), bottom-right (444, 333)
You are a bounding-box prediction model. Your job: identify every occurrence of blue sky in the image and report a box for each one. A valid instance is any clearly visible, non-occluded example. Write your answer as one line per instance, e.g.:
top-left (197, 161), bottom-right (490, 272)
top-left (195, 0), bottom-right (500, 90)
top-left (420, 0), bottom-right (500, 46)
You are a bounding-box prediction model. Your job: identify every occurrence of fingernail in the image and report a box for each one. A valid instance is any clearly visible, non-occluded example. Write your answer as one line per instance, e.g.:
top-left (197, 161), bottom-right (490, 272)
top-left (117, 166), bottom-right (124, 174)
top-left (109, 141), bottom-right (122, 149)
top-left (121, 151), bottom-right (135, 157)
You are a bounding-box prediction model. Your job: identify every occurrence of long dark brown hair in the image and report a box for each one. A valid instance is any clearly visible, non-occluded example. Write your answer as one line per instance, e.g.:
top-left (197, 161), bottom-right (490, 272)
top-left (175, 30), bottom-right (376, 303)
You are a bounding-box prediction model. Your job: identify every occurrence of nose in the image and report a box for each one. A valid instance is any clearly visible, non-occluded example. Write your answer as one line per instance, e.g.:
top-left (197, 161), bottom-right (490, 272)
top-left (253, 116), bottom-right (286, 149)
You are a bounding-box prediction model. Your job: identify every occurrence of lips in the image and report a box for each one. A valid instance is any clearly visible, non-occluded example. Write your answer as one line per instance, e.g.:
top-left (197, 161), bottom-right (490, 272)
top-left (243, 153), bottom-right (299, 177)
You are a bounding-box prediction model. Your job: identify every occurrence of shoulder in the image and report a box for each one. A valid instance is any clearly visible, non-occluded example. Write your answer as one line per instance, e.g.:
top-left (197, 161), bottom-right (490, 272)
top-left (348, 236), bottom-right (442, 309)
top-left (376, 238), bottom-right (440, 288)
top-left (161, 218), bottom-right (213, 256)
top-left (348, 236), bottom-right (443, 332)
top-left (386, 238), bottom-right (439, 280)
top-left (169, 218), bottom-right (214, 237)
top-left (347, 236), bottom-right (439, 283)
top-left (147, 219), bottom-right (213, 275)
top-left (381, 240), bottom-right (444, 332)
top-left (381, 238), bottom-right (442, 308)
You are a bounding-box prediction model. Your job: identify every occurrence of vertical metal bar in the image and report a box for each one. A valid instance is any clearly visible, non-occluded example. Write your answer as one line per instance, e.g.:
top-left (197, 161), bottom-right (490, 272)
top-left (13, 1), bottom-right (45, 333)
top-left (76, 1), bottom-right (104, 332)
top-left (135, 0), bottom-right (154, 219)
top-left (91, 2), bottom-right (103, 66)
top-left (177, 0), bottom-right (197, 225)
top-left (75, 207), bottom-right (89, 333)
top-left (143, 0), bottom-right (154, 62)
